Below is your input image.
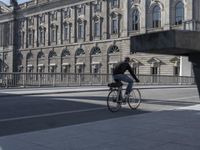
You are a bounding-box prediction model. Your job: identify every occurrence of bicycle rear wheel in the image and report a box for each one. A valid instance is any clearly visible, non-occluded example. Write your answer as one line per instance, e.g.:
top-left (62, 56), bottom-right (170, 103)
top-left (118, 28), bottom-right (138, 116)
top-left (107, 90), bottom-right (121, 112)
top-left (128, 89), bottom-right (141, 110)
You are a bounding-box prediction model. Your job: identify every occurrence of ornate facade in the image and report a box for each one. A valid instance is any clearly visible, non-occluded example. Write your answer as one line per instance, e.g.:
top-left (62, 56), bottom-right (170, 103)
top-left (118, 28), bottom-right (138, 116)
top-left (0, 0), bottom-right (199, 76)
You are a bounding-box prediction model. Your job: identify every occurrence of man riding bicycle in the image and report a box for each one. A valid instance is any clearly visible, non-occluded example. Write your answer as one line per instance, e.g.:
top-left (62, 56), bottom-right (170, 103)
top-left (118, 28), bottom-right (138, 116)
top-left (113, 57), bottom-right (140, 100)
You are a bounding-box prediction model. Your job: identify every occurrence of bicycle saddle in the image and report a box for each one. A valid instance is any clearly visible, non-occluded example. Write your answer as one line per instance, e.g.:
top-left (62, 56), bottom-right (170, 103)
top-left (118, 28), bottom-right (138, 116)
top-left (108, 81), bottom-right (123, 87)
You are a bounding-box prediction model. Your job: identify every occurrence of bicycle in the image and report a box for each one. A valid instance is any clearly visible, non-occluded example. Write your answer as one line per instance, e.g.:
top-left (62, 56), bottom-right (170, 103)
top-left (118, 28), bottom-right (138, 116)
top-left (107, 81), bottom-right (141, 112)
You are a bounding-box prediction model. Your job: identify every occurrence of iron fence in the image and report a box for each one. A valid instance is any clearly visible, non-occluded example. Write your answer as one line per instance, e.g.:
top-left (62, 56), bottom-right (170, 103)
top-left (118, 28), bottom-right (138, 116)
top-left (0, 73), bottom-right (195, 88)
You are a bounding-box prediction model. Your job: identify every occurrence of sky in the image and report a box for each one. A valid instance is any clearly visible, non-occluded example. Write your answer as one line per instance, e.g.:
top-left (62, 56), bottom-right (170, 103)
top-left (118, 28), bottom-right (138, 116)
top-left (1, 0), bottom-right (29, 5)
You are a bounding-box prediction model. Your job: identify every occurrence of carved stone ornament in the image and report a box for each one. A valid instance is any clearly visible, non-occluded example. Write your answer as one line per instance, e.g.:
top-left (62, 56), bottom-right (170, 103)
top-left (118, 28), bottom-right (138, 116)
top-left (131, 0), bottom-right (141, 6)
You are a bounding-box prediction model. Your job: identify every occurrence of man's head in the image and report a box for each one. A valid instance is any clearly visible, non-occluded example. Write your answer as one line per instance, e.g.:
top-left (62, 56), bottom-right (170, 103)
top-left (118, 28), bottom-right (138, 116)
top-left (124, 57), bottom-right (130, 63)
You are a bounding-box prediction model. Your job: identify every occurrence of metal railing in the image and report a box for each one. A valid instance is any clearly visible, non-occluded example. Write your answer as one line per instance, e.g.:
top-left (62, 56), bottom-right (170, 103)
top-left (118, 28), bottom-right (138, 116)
top-left (183, 20), bottom-right (200, 31)
top-left (0, 73), bottom-right (195, 88)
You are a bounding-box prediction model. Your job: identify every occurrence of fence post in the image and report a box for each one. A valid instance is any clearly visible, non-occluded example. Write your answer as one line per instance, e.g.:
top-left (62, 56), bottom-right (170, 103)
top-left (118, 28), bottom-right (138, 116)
top-left (39, 74), bottom-right (41, 87)
top-left (78, 74), bottom-right (81, 86)
top-left (53, 73), bottom-right (55, 87)
top-left (5, 76), bottom-right (8, 88)
top-left (23, 73), bottom-right (25, 87)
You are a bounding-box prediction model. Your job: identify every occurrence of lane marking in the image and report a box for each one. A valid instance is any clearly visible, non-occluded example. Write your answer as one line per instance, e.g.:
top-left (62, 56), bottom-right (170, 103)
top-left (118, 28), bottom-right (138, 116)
top-left (0, 107), bottom-right (105, 123)
top-left (168, 96), bottom-right (199, 101)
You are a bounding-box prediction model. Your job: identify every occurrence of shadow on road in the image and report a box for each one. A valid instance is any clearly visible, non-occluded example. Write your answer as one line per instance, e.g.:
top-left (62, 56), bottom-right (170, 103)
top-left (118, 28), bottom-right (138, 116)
top-left (0, 94), bottom-right (149, 137)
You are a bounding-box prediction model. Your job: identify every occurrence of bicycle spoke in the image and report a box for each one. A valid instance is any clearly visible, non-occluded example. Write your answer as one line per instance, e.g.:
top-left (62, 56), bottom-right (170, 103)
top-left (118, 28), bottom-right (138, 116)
top-left (128, 89), bottom-right (141, 110)
top-left (107, 90), bottom-right (121, 112)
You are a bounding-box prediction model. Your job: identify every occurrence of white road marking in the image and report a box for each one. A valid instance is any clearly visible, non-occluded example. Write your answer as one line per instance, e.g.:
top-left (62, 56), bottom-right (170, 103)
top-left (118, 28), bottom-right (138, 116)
top-left (168, 96), bottom-right (199, 101)
top-left (56, 98), bottom-right (107, 106)
top-left (0, 107), bottom-right (105, 123)
top-left (176, 104), bottom-right (200, 111)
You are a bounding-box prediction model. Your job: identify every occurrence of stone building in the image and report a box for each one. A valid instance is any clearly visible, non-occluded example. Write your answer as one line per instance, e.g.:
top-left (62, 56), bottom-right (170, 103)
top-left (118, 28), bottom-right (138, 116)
top-left (0, 0), bottom-right (199, 76)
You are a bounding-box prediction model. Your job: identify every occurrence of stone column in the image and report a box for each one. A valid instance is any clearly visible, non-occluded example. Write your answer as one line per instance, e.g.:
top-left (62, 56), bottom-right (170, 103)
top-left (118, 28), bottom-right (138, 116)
top-left (102, 0), bottom-right (108, 40)
top-left (85, 2), bottom-right (91, 42)
top-left (163, 0), bottom-right (170, 30)
top-left (121, 0), bottom-right (128, 37)
top-left (34, 15), bottom-right (38, 47)
top-left (57, 10), bottom-right (62, 45)
top-left (189, 53), bottom-right (200, 98)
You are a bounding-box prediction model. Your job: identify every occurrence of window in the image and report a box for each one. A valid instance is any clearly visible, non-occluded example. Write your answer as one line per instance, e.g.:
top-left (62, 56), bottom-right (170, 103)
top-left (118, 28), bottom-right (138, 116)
top-left (20, 31), bottom-right (25, 48)
top-left (64, 24), bottom-right (71, 41)
top-left (76, 48), bottom-right (85, 56)
top-left (78, 21), bottom-right (84, 39)
top-left (112, 15), bottom-right (118, 34)
top-left (64, 24), bottom-right (69, 40)
top-left (61, 49), bottom-right (70, 57)
top-left (28, 17), bottom-right (34, 26)
top-left (132, 10), bottom-right (140, 31)
top-left (94, 21), bottom-right (100, 37)
top-left (64, 8), bottom-right (71, 18)
top-left (51, 11), bottom-right (57, 20)
top-left (51, 26), bottom-right (57, 42)
top-left (94, 2), bottom-right (101, 12)
top-left (91, 47), bottom-right (101, 55)
top-left (175, 2), bottom-right (184, 25)
top-left (38, 52), bottom-right (45, 60)
top-left (111, 0), bottom-right (118, 8)
top-left (108, 45), bottom-right (119, 54)
top-left (39, 28), bottom-right (45, 44)
top-left (78, 5), bottom-right (84, 15)
top-left (132, 66), bottom-right (137, 74)
top-left (28, 31), bottom-right (32, 46)
top-left (49, 51), bottom-right (57, 58)
top-left (153, 6), bottom-right (161, 28)
top-left (151, 67), bottom-right (158, 75)
top-left (39, 14), bottom-right (45, 23)
top-left (174, 66), bottom-right (180, 76)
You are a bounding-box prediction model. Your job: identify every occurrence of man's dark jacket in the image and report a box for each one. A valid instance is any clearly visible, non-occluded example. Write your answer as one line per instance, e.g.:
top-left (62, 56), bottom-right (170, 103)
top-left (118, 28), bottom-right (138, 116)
top-left (113, 61), bottom-right (138, 80)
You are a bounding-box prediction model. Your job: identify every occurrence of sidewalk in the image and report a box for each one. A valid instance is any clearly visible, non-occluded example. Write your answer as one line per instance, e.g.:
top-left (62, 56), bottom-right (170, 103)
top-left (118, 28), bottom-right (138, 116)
top-left (0, 104), bottom-right (199, 150)
top-left (0, 85), bottom-right (197, 97)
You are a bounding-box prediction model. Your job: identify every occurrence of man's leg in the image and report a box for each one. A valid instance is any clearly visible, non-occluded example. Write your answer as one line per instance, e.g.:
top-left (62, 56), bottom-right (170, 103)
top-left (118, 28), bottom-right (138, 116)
top-left (113, 74), bottom-right (133, 94)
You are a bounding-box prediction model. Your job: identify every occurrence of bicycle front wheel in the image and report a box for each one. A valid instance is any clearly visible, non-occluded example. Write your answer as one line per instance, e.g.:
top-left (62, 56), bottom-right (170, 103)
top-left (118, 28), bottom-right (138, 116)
top-left (128, 89), bottom-right (141, 110)
top-left (107, 90), bottom-right (121, 112)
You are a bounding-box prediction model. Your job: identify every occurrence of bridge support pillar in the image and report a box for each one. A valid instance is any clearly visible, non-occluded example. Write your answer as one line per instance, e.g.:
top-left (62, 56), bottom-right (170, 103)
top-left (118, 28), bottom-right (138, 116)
top-left (189, 53), bottom-right (200, 97)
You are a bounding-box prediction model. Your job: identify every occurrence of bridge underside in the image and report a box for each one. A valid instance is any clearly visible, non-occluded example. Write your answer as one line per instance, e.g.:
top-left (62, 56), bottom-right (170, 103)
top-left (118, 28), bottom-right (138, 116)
top-left (130, 30), bottom-right (200, 97)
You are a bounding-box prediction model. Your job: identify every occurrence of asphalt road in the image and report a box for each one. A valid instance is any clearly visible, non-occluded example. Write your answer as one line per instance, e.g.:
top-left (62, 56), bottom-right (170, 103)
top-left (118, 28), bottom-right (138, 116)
top-left (0, 87), bottom-right (199, 137)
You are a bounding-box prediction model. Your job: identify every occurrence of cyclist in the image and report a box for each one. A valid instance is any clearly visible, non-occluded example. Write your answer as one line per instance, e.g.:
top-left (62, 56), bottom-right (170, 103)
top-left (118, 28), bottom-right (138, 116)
top-left (113, 57), bottom-right (140, 100)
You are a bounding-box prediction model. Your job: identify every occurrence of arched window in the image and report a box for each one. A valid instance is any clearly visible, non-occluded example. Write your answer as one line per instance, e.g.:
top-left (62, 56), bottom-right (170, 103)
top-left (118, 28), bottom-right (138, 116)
top-left (175, 2), bottom-right (184, 25)
top-left (61, 49), bottom-right (70, 57)
top-left (48, 51), bottom-right (57, 58)
top-left (153, 6), bottom-right (161, 28)
top-left (75, 48), bottom-right (85, 56)
top-left (132, 9), bottom-right (140, 31)
top-left (27, 52), bottom-right (33, 60)
top-left (108, 45), bottom-right (119, 54)
top-left (37, 51), bottom-right (45, 59)
top-left (91, 47), bottom-right (101, 55)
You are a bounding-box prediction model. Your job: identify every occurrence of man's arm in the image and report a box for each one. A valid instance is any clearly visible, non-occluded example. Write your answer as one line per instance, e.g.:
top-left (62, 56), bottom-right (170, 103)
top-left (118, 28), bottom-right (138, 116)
top-left (127, 64), bottom-right (140, 82)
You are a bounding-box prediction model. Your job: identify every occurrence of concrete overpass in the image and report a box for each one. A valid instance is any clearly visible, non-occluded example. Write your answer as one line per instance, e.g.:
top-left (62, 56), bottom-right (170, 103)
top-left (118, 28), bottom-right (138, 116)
top-left (130, 30), bottom-right (200, 97)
